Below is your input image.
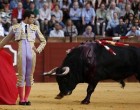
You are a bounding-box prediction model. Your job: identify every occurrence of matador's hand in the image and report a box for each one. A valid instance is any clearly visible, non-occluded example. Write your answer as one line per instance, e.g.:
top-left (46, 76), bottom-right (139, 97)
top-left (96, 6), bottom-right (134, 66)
top-left (32, 47), bottom-right (39, 54)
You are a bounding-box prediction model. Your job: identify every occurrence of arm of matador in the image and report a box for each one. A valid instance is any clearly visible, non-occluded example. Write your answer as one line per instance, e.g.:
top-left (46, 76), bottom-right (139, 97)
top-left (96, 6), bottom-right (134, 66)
top-left (0, 31), bottom-right (14, 49)
top-left (36, 26), bottom-right (47, 53)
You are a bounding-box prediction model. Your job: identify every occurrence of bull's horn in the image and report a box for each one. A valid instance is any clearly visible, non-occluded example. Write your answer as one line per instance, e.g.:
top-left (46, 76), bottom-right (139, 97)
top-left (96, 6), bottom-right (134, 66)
top-left (43, 67), bottom-right (58, 76)
top-left (61, 67), bottom-right (70, 75)
top-left (56, 67), bottom-right (70, 76)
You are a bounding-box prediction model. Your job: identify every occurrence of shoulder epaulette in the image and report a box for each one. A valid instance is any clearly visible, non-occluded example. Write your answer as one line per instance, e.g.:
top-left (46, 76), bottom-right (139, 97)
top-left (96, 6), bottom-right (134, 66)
top-left (30, 24), bottom-right (38, 30)
top-left (12, 23), bottom-right (20, 30)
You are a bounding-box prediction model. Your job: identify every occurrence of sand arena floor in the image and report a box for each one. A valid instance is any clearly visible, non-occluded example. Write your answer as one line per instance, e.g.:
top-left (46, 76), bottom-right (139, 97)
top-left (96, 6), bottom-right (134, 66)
top-left (0, 83), bottom-right (140, 110)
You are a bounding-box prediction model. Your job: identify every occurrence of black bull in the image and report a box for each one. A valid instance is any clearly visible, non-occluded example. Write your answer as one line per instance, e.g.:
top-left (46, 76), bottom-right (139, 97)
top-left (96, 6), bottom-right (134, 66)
top-left (45, 42), bottom-right (140, 104)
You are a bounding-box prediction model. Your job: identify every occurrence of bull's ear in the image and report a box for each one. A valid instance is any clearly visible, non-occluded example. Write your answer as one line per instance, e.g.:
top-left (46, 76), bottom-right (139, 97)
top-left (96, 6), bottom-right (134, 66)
top-left (66, 49), bottom-right (71, 54)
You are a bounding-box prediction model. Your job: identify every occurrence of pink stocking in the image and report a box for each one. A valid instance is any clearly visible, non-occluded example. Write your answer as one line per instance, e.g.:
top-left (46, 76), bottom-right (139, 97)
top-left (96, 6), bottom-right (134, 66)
top-left (24, 86), bottom-right (31, 102)
top-left (18, 87), bottom-right (24, 102)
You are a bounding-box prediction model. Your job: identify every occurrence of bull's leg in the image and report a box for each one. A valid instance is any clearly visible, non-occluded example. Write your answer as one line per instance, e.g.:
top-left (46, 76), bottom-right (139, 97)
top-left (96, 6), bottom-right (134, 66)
top-left (55, 92), bottom-right (64, 99)
top-left (136, 73), bottom-right (140, 82)
top-left (119, 80), bottom-right (125, 88)
top-left (81, 82), bottom-right (98, 104)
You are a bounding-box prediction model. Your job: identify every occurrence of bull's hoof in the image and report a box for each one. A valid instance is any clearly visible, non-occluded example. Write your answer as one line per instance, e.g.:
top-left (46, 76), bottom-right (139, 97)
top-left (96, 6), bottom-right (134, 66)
top-left (55, 93), bottom-right (64, 99)
top-left (81, 100), bottom-right (90, 104)
top-left (66, 91), bottom-right (72, 95)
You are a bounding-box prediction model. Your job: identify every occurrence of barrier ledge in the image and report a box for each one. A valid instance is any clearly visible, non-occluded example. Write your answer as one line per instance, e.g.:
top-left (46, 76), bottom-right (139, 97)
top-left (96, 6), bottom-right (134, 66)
top-left (0, 36), bottom-right (140, 43)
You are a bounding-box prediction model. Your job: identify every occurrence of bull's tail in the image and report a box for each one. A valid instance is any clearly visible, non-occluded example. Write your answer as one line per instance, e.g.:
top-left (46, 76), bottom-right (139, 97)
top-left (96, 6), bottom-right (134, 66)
top-left (114, 80), bottom-right (125, 88)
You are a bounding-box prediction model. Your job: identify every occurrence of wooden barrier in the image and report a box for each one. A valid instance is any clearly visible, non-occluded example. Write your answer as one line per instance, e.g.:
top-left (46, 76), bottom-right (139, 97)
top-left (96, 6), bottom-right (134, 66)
top-left (1, 36), bottom-right (140, 43)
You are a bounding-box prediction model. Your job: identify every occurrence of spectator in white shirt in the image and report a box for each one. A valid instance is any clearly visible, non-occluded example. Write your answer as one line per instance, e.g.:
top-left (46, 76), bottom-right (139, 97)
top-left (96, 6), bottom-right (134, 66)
top-left (69, 1), bottom-right (82, 34)
top-left (96, 3), bottom-right (107, 35)
top-left (49, 22), bottom-right (64, 37)
top-left (82, 2), bottom-right (96, 32)
top-left (0, 17), bottom-right (4, 37)
top-left (126, 25), bottom-right (140, 37)
top-left (51, 4), bottom-right (65, 28)
top-left (106, 1), bottom-right (121, 21)
top-left (39, 2), bottom-right (51, 33)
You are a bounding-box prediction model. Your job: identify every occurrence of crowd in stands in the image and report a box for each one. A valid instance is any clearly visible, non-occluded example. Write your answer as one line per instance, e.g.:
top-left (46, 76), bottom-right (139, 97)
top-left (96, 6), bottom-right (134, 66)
top-left (0, 0), bottom-right (140, 39)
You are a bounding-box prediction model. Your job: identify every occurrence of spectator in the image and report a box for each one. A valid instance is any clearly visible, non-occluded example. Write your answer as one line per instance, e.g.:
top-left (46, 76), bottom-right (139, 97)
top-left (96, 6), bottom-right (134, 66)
top-left (0, 6), bottom-right (11, 35)
top-left (126, 25), bottom-right (140, 36)
top-left (34, 0), bottom-right (46, 9)
top-left (9, 18), bottom-right (18, 32)
top-left (126, 13), bottom-right (134, 31)
top-left (51, 4), bottom-right (65, 28)
top-left (113, 18), bottom-right (127, 36)
top-left (106, 1), bottom-right (121, 21)
top-left (0, 0), bottom-right (4, 10)
top-left (82, 2), bottom-right (96, 32)
top-left (9, 0), bottom-right (18, 10)
top-left (117, 0), bottom-right (128, 10)
top-left (129, 0), bottom-right (134, 3)
top-left (63, 19), bottom-right (78, 37)
top-left (135, 3), bottom-right (140, 19)
top-left (51, 0), bottom-right (59, 11)
top-left (11, 2), bottom-right (24, 23)
top-left (46, 0), bottom-right (52, 9)
top-left (83, 0), bottom-right (94, 7)
top-left (0, 17), bottom-right (4, 37)
top-left (69, 0), bottom-right (83, 8)
top-left (131, 0), bottom-right (139, 14)
top-left (69, 1), bottom-right (82, 34)
top-left (82, 25), bottom-right (95, 37)
top-left (124, 18), bottom-right (129, 30)
top-left (47, 15), bottom-right (57, 35)
top-left (106, 12), bottom-right (119, 36)
top-left (96, 3), bottom-right (107, 35)
top-left (60, 0), bottom-right (70, 23)
top-left (29, 2), bottom-right (40, 28)
top-left (39, 2), bottom-right (51, 33)
top-left (102, 0), bottom-right (119, 7)
top-left (134, 19), bottom-right (140, 30)
top-left (49, 22), bottom-right (64, 37)
top-left (121, 3), bottom-right (134, 20)
top-left (107, 0), bottom-right (119, 4)
top-left (93, 0), bottom-right (103, 9)
top-left (2, 0), bottom-right (9, 10)
top-left (23, 0), bottom-right (31, 10)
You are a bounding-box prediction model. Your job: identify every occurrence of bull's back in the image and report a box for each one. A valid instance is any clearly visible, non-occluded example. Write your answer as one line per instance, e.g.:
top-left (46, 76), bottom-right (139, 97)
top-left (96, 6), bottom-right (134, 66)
top-left (95, 45), bottom-right (140, 80)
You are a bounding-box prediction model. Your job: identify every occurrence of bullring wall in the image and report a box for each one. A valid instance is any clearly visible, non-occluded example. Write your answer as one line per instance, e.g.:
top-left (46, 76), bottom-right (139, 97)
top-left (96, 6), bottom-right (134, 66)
top-left (1, 37), bottom-right (140, 82)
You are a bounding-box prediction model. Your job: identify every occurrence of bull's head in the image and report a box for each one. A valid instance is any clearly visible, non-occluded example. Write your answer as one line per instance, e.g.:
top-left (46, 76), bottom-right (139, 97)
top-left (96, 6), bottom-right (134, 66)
top-left (44, 68), bottom-right (77, 100)
top-left (43, 66), bottom-right (72, 99)
top-left (44, 46), bottom-right (88, 99)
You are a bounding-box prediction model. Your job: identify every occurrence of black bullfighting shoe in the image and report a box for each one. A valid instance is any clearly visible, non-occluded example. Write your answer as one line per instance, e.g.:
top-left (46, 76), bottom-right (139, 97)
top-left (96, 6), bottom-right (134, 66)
top-left (19, 101), bottom-right (26, 105)
top-left (25, 101), bottom-right (31, 105)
